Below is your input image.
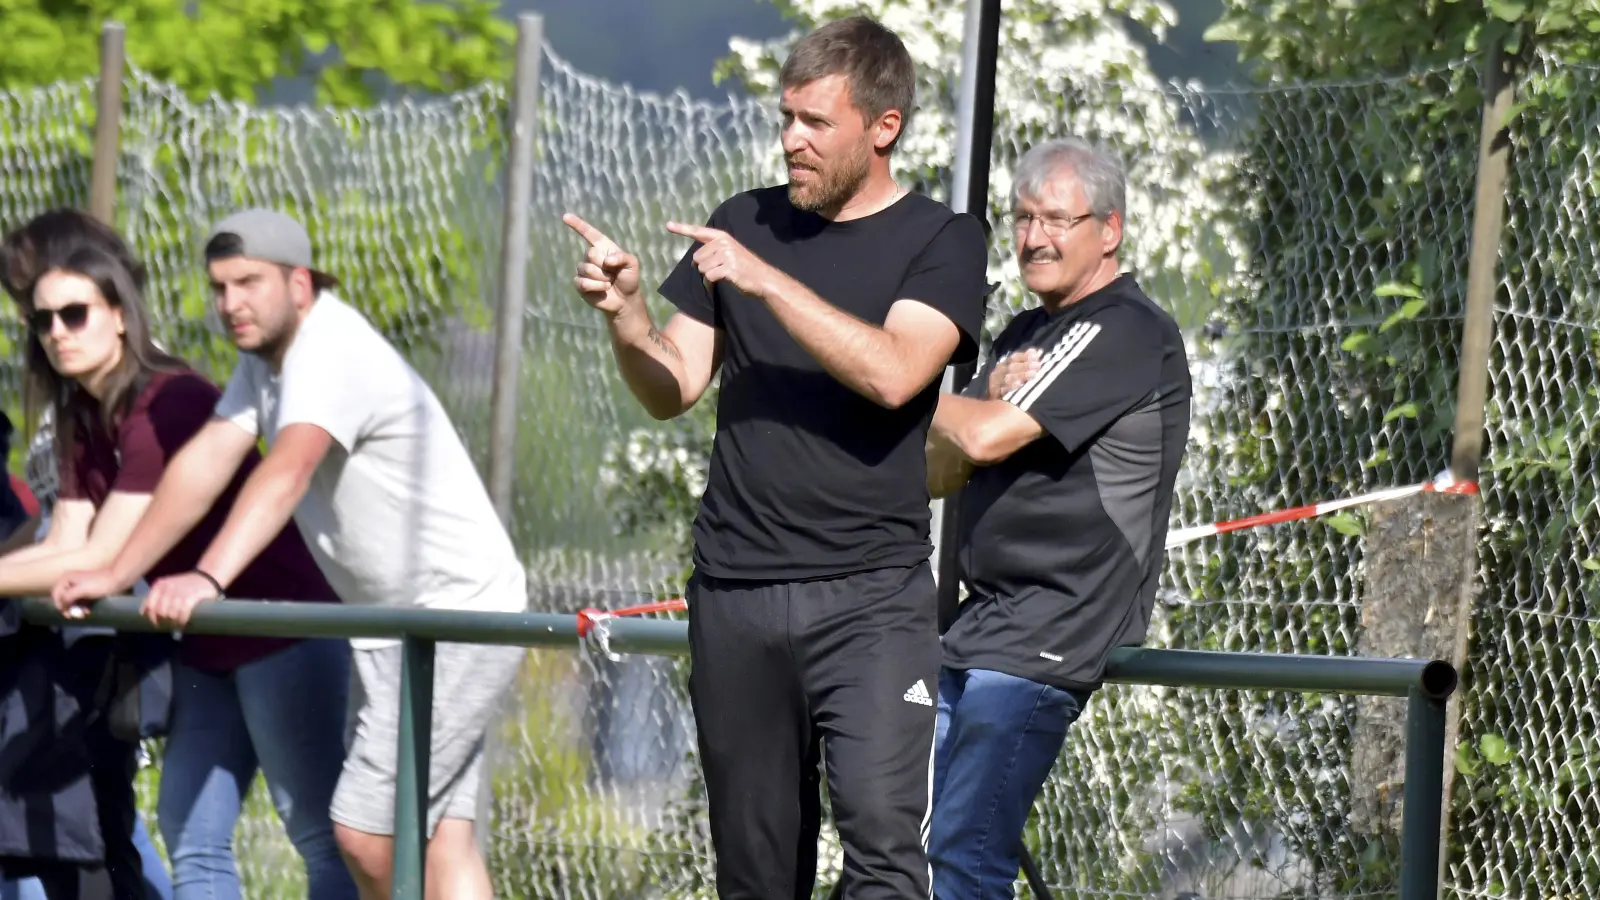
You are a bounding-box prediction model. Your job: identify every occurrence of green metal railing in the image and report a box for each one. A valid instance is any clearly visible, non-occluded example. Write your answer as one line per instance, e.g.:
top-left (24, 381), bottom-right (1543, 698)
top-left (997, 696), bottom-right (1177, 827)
top-left (18, 597), bottom-right (1459, 900)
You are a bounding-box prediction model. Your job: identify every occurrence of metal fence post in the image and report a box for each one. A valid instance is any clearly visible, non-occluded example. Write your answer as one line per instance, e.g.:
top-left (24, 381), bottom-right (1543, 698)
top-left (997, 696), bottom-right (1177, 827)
top-left (1400, 686), bottom-right (1448, 900)
top-left (89, 20), bottom-right (126, 225)
top-left (393, 636), bottom-right (436, 900)
top-left (1019, 845), bottom-right (1054, 899)
top-left (487, 12), bottom-right (545, 525)
top-left (479, 10), bottom-right (544, 858)
top-left (1448, 40), bottom-right (1516, 486)
top-left (1436, 38), bottom-right (1516, 891)
top-left (930, 0), bottom-right (1002, 634)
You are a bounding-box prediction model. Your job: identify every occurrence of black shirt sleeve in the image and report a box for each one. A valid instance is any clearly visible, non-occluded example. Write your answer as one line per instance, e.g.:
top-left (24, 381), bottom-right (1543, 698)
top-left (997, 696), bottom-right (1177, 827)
top-left (1002, 306), bottom-right (1162, 455)
top-left (657, 205), bottom-right (723, 328)
top-left (900, 212), bottom-right (989, 364)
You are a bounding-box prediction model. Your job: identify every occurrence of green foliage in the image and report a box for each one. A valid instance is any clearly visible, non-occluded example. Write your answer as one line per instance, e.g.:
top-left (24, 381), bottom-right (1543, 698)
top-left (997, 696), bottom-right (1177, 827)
top-left (1207, 0), bottom-right (1600, 81)
top-left (0, 0), bottom-right (515, 464)
top-left (1206, 3), bottom-right (1600, 897)
top-left (0, 0), bottom-right (514, 105)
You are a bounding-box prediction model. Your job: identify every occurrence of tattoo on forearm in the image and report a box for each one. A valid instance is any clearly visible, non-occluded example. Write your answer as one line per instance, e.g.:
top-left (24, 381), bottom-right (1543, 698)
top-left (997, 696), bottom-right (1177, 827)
top-left (646, 327), bottom-right (680, 360)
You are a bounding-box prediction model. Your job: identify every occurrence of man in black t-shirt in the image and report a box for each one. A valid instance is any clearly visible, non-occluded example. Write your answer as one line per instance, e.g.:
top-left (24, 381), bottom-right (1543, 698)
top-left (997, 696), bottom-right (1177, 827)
top-left (562, 15), bottom-right (988, 900)
top-left (923, 137), bottom-right (1192, 897)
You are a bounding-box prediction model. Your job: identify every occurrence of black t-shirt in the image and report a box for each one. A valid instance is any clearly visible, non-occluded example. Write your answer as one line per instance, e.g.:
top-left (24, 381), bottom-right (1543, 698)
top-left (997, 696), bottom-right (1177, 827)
top-left (658, 186), bottom-right (989, 581)
top-left (942, 274), bottom-right (1191, 692)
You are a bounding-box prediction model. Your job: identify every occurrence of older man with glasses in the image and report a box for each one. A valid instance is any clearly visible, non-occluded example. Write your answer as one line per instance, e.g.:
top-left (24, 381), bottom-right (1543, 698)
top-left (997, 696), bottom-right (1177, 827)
top-left (923, 136), bottom-right (1194, 898)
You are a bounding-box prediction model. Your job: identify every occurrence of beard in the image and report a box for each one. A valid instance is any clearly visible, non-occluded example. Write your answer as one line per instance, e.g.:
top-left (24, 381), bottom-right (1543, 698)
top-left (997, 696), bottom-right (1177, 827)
top-left (231, 298), bottom-right (297, 362)
top-left (788, 143), bottom-right (873, 214)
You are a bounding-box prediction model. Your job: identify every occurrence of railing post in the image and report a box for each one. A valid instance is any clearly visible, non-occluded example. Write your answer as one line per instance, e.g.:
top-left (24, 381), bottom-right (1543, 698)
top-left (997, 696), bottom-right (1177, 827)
top-left (1400, 685), bottom-right (1448, 900)
top-left (393, 636), bottom-right (436, 900)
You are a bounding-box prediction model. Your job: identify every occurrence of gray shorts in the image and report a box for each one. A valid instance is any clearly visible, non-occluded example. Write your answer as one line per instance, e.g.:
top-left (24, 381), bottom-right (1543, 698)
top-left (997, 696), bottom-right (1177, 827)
top-left (330, 641), bottom-right (524, 838)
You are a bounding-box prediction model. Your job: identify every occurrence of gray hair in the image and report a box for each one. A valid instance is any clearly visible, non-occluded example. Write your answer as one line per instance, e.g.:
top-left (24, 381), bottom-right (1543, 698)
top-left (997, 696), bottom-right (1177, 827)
top-left (1010, 137), bottom-right (1126, 220)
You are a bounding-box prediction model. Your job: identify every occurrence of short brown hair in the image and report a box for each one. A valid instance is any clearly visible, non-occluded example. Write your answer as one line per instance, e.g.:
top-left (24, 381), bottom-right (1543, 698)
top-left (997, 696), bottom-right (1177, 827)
top-left (780, 15), bottom-right (916, 144)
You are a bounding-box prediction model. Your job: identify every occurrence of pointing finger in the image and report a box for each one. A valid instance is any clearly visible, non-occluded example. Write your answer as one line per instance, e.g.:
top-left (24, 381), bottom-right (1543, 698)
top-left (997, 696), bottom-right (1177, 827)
top-left (666, 221), bottom-right (721, 244)
top-left (563, 213), bottom-right (615, 250)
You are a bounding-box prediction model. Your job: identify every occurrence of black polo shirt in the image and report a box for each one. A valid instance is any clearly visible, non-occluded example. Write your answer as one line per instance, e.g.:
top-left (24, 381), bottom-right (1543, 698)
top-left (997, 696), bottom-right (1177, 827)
top-left (658, 186), bottom-right (989, 581)
top-left (943, 274), bottom-right (1191, 691)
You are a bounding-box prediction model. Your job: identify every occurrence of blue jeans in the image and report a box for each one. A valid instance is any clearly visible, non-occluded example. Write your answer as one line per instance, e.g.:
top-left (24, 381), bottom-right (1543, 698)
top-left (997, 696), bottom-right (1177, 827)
top-left (157, 639), bottom-right (356, 900)
top-left (133, 815), bottom-right (173, 900)
top-left (0, 814), bottom-right (170, 900)
top-left (929, 667), bottom-right (1090, 899)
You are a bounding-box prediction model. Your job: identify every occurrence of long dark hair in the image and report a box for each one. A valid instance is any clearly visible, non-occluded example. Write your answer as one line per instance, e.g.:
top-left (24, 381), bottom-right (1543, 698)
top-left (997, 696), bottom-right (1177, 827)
top-left (1, 208), bottom-right (148, 303)
top-left (22, 244), bottom-right (186, 472)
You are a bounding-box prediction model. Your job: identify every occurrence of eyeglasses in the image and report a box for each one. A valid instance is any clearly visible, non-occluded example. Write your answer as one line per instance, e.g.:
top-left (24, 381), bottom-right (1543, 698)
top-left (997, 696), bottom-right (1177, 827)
top-left (28, 303), bottom-right (91, 334)
top-left (1006, 211), bottom-right (1095, 238)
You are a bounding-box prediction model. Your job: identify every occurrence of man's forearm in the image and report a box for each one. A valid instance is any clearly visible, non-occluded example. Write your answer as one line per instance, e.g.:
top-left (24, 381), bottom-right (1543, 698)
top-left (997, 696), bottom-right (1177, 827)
top-left (110, 449), bottom-right (236, 585)
top-left (933, 393), bottom-right (999, 464)
top-left (196, 464), bottom-right (308, 589)
top-left (931, 393), bottom-right (1043, 465)
top-left (608, 306), bottom-right (691, 420)
top-left (758, 272), bottom-right (922, 408)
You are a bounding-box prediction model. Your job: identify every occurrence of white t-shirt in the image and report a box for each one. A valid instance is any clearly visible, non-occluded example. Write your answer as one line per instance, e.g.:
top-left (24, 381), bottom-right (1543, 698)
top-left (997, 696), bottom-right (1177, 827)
top-left (215, 293), bottom-right (526, 648)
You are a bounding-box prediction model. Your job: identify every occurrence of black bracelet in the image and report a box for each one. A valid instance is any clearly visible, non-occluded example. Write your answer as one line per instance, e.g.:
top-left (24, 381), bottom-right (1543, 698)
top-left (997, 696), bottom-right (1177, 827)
top-left (194, 569), bottom-right (226, 598)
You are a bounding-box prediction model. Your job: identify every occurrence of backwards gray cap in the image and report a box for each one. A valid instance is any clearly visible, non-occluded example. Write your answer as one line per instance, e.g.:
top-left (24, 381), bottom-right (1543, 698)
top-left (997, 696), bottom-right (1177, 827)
top-left (204, 208), bottom-right (338, 286)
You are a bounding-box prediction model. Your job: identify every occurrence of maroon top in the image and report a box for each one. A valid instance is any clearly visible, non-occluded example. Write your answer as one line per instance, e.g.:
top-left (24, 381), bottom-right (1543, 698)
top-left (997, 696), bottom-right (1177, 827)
top-left (59, 368), bottom-right (340, 673)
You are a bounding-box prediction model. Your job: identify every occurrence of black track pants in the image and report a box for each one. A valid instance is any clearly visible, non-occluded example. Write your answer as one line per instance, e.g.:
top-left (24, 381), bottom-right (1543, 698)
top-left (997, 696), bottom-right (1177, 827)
top-left (686, 563), bottom-right (940, 900)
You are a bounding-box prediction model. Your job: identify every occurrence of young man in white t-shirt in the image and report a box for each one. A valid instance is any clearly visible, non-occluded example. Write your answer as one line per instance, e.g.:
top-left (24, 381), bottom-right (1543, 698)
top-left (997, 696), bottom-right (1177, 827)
top-left (52, 209), bottom-right (526, 900)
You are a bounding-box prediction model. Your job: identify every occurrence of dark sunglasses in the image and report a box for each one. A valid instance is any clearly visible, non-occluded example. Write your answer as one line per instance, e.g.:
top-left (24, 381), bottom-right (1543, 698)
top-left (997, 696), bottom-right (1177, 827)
top-left (28, 303), bottom-right (91, 334)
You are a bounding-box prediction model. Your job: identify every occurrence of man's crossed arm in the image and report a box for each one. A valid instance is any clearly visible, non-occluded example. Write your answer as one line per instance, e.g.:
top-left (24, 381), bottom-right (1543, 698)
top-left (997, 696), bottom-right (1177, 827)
top-left (926, 348), bottom-right (1045, 498)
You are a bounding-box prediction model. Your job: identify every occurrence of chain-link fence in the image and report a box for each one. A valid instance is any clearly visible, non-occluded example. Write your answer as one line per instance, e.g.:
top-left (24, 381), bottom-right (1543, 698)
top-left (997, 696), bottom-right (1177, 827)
top-left (1454, 55), bottom-right (1600, 900)
top-left (0, 37), bottom-right (1595, 900)
top-left (0, 77), bottom-right (95, 409)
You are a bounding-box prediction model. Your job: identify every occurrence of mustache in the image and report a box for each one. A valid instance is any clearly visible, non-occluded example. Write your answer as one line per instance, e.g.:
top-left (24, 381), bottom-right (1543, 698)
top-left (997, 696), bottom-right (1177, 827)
top-left (1021, 247), bottom-right (1060, 263)
top-left (786, 155), bottom-right (819, 170)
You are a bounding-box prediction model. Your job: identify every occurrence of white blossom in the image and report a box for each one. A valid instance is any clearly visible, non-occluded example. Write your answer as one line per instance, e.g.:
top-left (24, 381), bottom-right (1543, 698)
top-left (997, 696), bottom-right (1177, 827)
top-left (717, 0), bottom-right (1245, 338)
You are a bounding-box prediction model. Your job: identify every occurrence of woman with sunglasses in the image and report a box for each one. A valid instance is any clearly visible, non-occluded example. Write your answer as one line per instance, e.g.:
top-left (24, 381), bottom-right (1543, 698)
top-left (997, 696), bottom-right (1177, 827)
top-left (0, 212), bottom-right (357, 900)
top-left (0, 212), bottom-right (176, 900)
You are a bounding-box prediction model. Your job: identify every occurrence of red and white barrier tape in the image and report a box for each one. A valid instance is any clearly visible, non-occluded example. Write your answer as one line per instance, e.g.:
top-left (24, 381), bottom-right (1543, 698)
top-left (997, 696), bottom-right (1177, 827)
top-left (578, 599), bottom-right (687, 660)
top-left (1164, 473), bottom-right (1478, 549)
top-left (574, 473), bottom-right (1479, 656)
